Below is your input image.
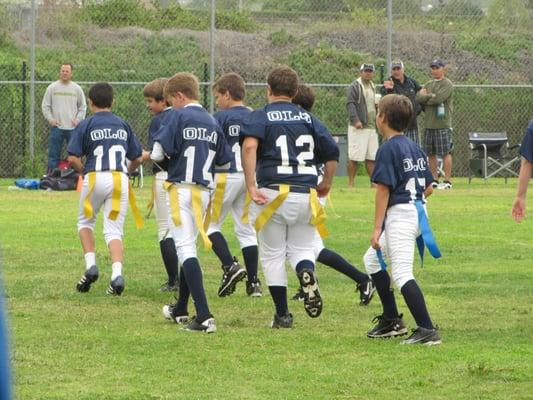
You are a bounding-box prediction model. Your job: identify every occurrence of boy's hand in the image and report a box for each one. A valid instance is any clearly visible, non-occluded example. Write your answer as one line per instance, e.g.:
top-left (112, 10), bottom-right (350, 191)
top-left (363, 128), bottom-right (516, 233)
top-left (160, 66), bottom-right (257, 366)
top-left (511, 197), bottom-right (526, 223)
top-left (249, 187), bottom-right (268, 205)
top-left (370, 228), bottom-right (382, 250)
top-left (316, 181), bottom-right (331, 198)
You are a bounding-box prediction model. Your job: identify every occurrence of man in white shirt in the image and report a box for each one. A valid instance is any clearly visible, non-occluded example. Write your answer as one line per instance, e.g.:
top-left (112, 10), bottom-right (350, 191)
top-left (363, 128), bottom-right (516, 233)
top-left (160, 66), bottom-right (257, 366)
top-left (42, 63), bottom-right (87, 174)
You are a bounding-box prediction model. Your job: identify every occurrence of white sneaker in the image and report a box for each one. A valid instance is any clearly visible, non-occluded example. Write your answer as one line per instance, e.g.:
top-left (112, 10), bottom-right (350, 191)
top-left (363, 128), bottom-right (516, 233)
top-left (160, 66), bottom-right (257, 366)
top-left (438, 181), bottom-right (452, 190)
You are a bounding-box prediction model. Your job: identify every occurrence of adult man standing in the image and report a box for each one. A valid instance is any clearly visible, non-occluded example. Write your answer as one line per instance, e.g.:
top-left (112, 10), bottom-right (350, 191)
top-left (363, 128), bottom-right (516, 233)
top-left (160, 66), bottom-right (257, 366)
top-left (381, 60), bottom-right (423, 145)
top-left (416, 59), bottom-right (454, 189)
top-left (42, 63), bottom-right (87, 174)
top-left (346, 63), bottom-right (379, 188)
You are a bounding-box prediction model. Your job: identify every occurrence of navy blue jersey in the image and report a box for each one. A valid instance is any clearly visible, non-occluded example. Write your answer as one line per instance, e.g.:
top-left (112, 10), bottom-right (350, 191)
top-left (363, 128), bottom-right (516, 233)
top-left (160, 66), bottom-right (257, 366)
top-left (372, 135), bottom-right (434, 207)
top-left (213, 106), bottom-right (251, 173)
top-left (67, 111), bottom-right (142, 174)
top-left (153, 104), bottom-right (232, 189)
top-left (520, 118), bottom-right (533, 163)
top-left (148, 107), bottom-right (172, 173)
top-left (240, 101), bottom-right (339, 188)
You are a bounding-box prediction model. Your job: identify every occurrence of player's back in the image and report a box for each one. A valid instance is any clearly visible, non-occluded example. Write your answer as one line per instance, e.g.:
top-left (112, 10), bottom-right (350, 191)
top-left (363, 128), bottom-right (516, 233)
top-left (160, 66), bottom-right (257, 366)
top-left (374, 135), bottom-right (433, 207)
top-left (214, 106), bottom-right (251, 173)
top-left (68, 111), bottom-right (141, 174)
top-left (148, 107), bottom-right (173, 173)
top-left (242, 101), bottom-right (337, 189)
top-left (156, 105), bottom-right (231, 189)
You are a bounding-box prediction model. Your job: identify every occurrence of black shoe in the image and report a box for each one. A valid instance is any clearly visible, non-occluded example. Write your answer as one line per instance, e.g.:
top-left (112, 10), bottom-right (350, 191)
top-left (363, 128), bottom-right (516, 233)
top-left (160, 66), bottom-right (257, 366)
top-left (183, 316), bottom-right (216, 333)
top-left (162, 304), bottom-right (189, 324)
top-left (271, 313), bottom-right (293, 329)
top-left (291, 287), bottom-right (305, 301)
top-left (106, 276), bottom-right (125, 296)
top-left (297, 269), bottom-right (322, 318)
top-left (367, 314), bottom-right (408, 338)
top-left (356, 279), bottom-right (376, 306)
top-left (217, 258), bottom-right (247, 297)
top-left (159, 281), bottom-right (179, 292)
top-left (246, 279), bottom-right (263, 297)
top-left (431, 180), bottom-right (440, 189)
top-left (401, 327), bottom-right (441, 345)
top-left (76, 265), bottom-right (99, 293)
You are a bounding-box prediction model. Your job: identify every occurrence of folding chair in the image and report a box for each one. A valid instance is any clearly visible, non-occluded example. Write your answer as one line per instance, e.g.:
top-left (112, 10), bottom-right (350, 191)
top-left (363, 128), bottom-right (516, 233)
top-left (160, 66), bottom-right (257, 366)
top-left (468, 132), bottom-right (520, 183)
top-left (130, 164), bottom-right (144, 189)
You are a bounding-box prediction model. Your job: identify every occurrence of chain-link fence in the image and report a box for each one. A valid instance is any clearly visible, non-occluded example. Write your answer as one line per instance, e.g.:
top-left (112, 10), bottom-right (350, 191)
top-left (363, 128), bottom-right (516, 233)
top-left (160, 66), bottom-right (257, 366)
top-left (1, 0), bottom-right (532, 177)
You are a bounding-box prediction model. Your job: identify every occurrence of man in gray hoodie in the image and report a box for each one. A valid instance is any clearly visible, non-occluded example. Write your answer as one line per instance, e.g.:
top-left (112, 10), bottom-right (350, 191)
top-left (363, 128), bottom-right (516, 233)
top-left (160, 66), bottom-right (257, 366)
top-left (42, 63), bottom-right (87, 174)
top-left (346, 63), bottom-right (379, 188)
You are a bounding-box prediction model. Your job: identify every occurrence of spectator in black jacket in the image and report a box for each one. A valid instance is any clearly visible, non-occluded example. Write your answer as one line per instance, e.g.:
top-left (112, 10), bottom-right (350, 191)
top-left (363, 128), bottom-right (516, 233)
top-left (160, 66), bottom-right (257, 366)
top-left (381, 60), bottom-right (422, 145)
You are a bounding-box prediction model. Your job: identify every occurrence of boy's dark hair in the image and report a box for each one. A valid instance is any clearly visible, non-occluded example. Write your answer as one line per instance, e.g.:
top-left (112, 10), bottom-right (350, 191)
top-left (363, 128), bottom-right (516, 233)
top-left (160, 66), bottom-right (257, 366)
top-left (378, 94), bottom-right (413, 133)
top-left (61, 62), bottom-right (73, 70)
top-left (89, 83), bottom-right (114, 109)
top-left (267, 65), bottom-right (299, 98)
top-left (164, 72), bottom-right (199, 101)
top-left (213, 73), bottom-right (246, 101)
top-left (143, 78), bottom-right (168, 102)
top-left (292, 84), bottom-right (315, 111)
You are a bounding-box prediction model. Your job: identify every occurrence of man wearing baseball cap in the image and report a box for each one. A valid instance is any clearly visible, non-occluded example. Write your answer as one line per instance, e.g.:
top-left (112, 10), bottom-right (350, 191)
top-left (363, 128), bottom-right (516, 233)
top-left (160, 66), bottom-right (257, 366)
top-left (416, 58), bottom-right (454, 189)
top-left (346, 63), bottom-right (379, 188)
top-left (381, 60), bottom-right (423, 145)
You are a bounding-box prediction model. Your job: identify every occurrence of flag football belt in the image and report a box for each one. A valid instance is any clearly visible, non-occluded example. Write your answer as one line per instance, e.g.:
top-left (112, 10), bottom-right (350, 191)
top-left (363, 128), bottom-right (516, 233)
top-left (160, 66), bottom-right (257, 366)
top-left (253, 184), bottom-right (329, 238)
top-left (83, 171), bottom-right (144, 229)
top-left (376, 200), bottom-right (441, 271)
top-left (163, 181), bottom-right (212, 250)
top-left (211, 172), bottom-right (227, 223)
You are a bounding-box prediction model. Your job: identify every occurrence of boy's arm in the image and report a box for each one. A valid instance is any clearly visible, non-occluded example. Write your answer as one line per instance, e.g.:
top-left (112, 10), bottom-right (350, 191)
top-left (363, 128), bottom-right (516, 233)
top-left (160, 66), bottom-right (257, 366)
top-left (316, 160), bottom-right (338, 197)
top-left (241, 136), bottom-right (267, 205)
top-left (512, 157), bottom-right (532, 223)
top-left (68, 155), bottom-right (84, 174)
top-left (371, 183), bottom-right (390, 250)
top-left (127, 156), bottom-right (143, 175)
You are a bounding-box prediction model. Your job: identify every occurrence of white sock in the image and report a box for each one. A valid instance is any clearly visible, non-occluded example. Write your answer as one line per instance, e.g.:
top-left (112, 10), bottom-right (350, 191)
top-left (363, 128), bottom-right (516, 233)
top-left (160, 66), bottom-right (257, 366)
top-left (84, 252), bottom-right (96, 270)
top-left (111, 262), bottom-right (122, 280)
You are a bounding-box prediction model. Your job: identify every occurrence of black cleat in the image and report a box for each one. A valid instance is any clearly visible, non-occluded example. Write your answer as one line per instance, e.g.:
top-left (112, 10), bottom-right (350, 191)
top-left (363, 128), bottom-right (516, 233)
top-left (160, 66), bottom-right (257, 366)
top-left (357, 279), bottom-right (376, 306)
top-left (76, 265), bottom-right (99, 293)
top-left (401, 327), bottom-right (442, 345)
top-left (217, 258), bottom-right (247, 297)
top-left (183, 316), bottom-right (216, 333)
top-left (159, 281), bottom-right (179, 292)
top-left (297, 269), bottom-right (323, 318)
top-left (246, 279), bottom-right (263, 297)
top-left (291, 287), bottom-right (305, 301)
top-left (106, 276), bottom-right (125, 296)
top-left (162, 304), bottom-right (189, 324)
top-left (271, 313), bottom-right (293, 329)
top-left (367, 314), bottom-right (408, 338)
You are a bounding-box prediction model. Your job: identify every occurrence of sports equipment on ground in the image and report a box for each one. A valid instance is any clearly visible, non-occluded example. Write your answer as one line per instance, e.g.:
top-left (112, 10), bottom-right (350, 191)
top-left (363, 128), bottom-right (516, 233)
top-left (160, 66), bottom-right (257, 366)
top-left (106, 276), bottom-right (125, 296)
top-left (271, 313), bottom-right (293, 329)
top-left (183, 317), bottom-right (217, 333)
top-left (246, 279), bottom-right (263, 297)
top-left (401, 327), bottom-right (441, 345)
top-left (76, 265), bottom-right (99, 293)
top-left (367, 314), bottom-right (407, 338)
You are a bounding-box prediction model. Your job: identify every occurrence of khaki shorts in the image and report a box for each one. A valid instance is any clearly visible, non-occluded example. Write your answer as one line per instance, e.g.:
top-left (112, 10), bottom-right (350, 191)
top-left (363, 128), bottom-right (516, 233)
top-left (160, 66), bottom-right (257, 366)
top-left (347, 125), bottom-right (379, 162)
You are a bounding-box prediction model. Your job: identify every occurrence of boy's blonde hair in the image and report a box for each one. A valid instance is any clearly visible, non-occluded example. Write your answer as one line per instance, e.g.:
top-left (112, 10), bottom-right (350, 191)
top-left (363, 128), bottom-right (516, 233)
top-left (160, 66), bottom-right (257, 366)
top-left (213, 73), bottom-right (246, 101)
top-left (164, 72), bottom-right (200, 101)
top-left (143, 78), bottom-right (168, 102)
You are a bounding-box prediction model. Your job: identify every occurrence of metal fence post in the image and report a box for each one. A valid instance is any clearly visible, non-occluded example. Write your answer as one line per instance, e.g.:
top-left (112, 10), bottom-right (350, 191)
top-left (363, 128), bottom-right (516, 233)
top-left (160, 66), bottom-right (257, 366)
top-left (21, 61), bottom-right (27, 159)
top-left (29, 0), bottom-right (36, 165)
top-left (209, 0), bottom-right (216, 113)
top-left (386, 0), bottom-right (392, 77)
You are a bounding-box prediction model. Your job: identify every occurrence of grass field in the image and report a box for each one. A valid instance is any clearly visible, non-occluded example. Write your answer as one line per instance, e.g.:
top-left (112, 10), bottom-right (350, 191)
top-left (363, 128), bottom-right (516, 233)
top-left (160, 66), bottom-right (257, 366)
top-left (0, 177), bottom-right (531, 400)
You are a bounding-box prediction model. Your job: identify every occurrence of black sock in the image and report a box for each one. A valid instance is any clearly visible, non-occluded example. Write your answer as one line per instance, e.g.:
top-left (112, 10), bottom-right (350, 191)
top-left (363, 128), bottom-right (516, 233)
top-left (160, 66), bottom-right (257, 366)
top-left (295, 260), bottom-right (314, 275)
top-left (317, 248), bottom-right (369, 284)
top-left (370, 270), bottom-right (399, 319)
top-left (160, 238), bottom-right (179, 284)
top-left (241, 245), bottom-right (258, 281)
top-left (208, 231), bottom-right (234, 266)
top-left (182, 258), bottom-right (211, 322)
top-left (268, 286), bottom-right (288, 316)
top-left (175, 266), bottom-right (190, 316)
top-left (401, 280), bottom-right (434, 330)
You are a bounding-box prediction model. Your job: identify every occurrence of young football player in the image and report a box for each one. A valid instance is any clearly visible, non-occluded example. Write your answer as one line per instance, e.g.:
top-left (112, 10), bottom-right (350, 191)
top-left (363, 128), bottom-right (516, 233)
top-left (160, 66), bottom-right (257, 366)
top-left (68, 82), bottom-right (143, 296)
top-left (241, 66), bottom-right (339, 328)
top-left (291, 85), bottom-right (375, 305)
top-left (511, 117), bottom-right (533, 223)
top-left (363, 94), bottom-right (441, 345)
top-left (141, 78), bottom-right (179, 292)
top-left (152, 72), bottom-right (231, 333)
top-left (207, 73), bottom-right (261, 297)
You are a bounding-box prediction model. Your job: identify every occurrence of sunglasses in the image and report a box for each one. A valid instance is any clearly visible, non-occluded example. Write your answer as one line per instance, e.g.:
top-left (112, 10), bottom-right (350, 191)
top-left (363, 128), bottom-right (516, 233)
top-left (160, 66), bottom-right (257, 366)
top-left (392, 67), bottom-right (402, 71)
top-left (430, 65), bottom-right (442, 69)
top-left (363, 69), bottom-right (374, 72)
